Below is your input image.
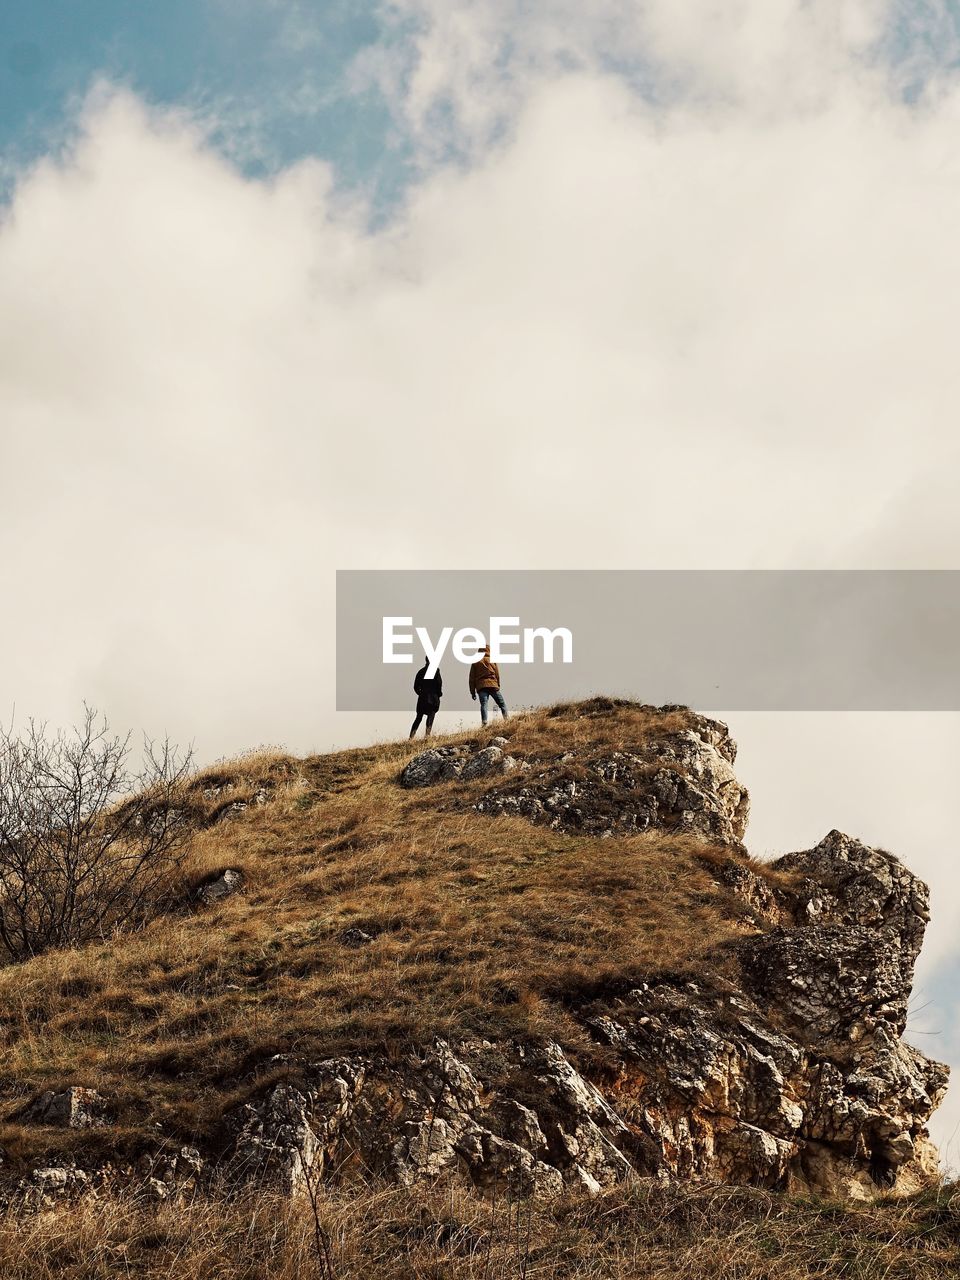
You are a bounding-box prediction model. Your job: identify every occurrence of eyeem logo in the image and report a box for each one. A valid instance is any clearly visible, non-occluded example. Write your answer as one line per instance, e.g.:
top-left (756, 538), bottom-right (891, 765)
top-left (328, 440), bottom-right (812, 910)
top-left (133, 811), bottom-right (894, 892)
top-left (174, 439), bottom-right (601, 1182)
top-left (383, 616), bottom-right (574, 678)
top-left (339, 570), bottom-right (960, 712)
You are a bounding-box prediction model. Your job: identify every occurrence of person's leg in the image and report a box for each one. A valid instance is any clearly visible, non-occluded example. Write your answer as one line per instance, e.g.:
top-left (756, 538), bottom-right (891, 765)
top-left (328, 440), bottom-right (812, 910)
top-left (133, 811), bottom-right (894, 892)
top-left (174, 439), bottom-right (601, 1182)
top-left (492, 690), bottom-right (508, 718)
top-left (478, 690), bottom-right (490, 725)
top-left (425, 712), bottom-right (436, 737)
top-left (409, 713), bottom-right (423, 738)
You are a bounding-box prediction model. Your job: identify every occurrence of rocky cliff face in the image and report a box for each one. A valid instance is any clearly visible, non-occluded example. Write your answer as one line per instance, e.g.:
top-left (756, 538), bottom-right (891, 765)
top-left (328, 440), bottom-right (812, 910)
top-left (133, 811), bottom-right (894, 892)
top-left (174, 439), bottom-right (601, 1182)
top-left (231, 712), bottom-right (947, 1204)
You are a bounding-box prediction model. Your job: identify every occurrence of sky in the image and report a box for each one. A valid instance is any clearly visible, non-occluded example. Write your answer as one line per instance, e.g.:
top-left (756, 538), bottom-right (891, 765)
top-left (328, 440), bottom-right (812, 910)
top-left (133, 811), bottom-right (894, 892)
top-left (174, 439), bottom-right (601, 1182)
top-left (2, 0), bottom-right (960, 1162)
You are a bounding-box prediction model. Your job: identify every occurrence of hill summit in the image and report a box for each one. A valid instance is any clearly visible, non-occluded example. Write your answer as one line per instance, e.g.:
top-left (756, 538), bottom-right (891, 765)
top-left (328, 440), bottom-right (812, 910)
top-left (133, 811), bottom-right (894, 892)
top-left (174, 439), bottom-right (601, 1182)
top-left (0, 700), bottom-right (949, 1224)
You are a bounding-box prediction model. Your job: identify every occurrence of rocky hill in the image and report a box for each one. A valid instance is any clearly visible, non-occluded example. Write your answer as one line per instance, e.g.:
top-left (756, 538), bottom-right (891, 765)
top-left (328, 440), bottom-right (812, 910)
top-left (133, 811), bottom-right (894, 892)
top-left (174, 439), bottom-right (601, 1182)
top-left (0, 699), bottom-right (954, 1276)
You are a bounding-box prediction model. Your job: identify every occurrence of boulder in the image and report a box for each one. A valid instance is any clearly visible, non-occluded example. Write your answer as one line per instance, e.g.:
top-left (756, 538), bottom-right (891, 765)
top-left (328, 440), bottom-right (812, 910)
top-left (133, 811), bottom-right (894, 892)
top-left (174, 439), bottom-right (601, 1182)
top-left (22, 1087), bottom-right (104, 1129)
top-left (137, 1145), bottom-right (204, 1196)
top-left (401, 744), bottom-right (517, 788)
top-left (16, 1166), bottom-right (90, 1207)
top-left (399, 748), bottom-right (469, 788)
top-left (462, 746), bottom-right (517, 781)
top-left (196, 868), bottom-right (244, 906)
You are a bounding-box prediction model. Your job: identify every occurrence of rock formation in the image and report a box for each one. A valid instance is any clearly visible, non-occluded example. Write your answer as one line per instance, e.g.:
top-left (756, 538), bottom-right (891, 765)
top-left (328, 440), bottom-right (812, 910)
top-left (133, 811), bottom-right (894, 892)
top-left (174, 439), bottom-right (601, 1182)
top-left (6, 706), bottom-right (947, 1208)
top-left (228, 714), bottom-right (946, 1203)
top-left (441, 710), bottom-right (747, 843)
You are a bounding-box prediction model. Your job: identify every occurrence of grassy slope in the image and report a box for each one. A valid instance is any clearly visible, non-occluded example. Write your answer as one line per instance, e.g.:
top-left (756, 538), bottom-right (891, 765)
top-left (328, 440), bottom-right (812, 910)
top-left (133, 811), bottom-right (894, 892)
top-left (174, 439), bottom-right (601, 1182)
top-left (1, 702), bottom-right (763, 1168)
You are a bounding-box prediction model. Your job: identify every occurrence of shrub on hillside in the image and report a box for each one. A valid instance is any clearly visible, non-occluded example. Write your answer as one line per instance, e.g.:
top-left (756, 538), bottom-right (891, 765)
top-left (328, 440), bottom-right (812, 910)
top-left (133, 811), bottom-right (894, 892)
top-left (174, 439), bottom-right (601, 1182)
top-left (0, 707), bottom-right (192, 960)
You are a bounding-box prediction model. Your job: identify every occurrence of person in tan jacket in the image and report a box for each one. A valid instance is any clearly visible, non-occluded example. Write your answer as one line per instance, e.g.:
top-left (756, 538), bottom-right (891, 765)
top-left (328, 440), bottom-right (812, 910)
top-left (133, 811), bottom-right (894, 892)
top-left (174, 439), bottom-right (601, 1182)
top-left (469, 645), bottom-right (508, 725)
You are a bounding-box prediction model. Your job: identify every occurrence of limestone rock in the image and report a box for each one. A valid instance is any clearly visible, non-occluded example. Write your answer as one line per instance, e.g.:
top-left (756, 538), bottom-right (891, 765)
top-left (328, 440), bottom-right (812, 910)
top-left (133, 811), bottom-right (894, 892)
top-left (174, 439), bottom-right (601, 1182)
top-left (204, 784), bottom-right (273, 821)
top-left (774, 829), bottom-right (929, 958)
top-left (400, 743), bottom-right (517, 789)
top-left (22, 1087), bottom-right (104, 1129)
top-left (232, 1057), bottom-right (366, 1194)
top-left (227, 825), bottom-right (945, 1204)
top-left (137, 1145), bottom-right (204, 1197)
top-left (462, 746), bottom-right (518, 781)
top-left (399, 747), bottom-right (470, 788)
top-left (196, 868), bottom-right (244, 906)
top-left (12, 1166), bottom-right (90, 1209)
top-left (477, 716), bottom-right (748, 844)
top-left (715, 860), bottom-right (784, 923)
top-left (32, 1167), bottom-right (74, 1191)
top-left (741, 831), bottom-right (933, 1052)
top-left (229, 1039), bottom-right (635, 1198)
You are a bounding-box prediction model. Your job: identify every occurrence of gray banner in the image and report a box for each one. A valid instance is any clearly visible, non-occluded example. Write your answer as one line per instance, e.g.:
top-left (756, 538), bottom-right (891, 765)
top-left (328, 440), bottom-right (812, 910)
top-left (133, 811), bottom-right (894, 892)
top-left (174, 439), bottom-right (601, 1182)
top-left (336, 570), bottom-right (960, 711)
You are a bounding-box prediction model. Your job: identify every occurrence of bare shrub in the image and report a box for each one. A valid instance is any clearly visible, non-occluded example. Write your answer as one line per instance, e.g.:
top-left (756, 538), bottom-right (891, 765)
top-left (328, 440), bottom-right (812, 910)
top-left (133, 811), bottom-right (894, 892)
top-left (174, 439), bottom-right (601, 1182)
top-left (0, 707), bottom-right (193, 960)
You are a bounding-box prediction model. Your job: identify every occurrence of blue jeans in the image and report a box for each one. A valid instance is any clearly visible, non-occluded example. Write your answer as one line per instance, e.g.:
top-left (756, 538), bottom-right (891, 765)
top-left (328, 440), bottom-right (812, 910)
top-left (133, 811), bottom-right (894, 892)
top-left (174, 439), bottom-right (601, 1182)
top-left (477, 688), bottom-right (508, 724)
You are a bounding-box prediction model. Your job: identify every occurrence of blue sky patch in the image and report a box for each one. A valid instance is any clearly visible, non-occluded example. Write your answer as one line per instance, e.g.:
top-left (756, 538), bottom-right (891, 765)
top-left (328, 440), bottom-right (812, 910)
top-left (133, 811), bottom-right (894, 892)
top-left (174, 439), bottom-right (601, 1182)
top-left (0, 0), bottom-right (411, 210)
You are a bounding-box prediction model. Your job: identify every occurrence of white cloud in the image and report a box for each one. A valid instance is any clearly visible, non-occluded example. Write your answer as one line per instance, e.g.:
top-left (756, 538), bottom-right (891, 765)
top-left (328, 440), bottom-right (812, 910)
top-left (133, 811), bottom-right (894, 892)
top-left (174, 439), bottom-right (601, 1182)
top-left (368, 0), bottom-right (897, 155)
top-left (2, 19), bottom-right (960, 726)
top-left (2, 12), bottom-right (959, 743)
top-left (634, 0), bottom-right (888, 100)
top-left (2, 0), bottom-right (960, 1148)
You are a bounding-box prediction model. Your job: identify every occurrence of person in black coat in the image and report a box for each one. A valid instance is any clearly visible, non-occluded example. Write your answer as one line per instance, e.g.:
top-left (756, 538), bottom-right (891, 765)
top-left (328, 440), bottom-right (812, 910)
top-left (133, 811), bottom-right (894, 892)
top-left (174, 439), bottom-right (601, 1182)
top-left (410, 658), bottom-right (442, 738)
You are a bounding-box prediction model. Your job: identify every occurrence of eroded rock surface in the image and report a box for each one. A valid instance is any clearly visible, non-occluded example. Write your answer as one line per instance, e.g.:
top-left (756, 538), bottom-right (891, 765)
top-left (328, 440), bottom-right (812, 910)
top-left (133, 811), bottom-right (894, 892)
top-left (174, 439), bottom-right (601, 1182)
top-left (236, 748), bottom-right (944, 1203)
top-left (400, 712), bottom-right (748, 844)
top-left (400, 742), bottom-right (519, 788)
top-left (231, 1040), bottom-right (633, 1198)
top-left (20, 1088), bottom-right (105, 1130)
top-left (476, 713), bottom-right (749, 844)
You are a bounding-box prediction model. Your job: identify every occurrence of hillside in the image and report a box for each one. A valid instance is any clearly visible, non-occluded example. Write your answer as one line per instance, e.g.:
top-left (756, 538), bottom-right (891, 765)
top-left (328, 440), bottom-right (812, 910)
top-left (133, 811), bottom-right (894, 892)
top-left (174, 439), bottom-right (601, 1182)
top-left (0, 698), bottom-right (956, 1278)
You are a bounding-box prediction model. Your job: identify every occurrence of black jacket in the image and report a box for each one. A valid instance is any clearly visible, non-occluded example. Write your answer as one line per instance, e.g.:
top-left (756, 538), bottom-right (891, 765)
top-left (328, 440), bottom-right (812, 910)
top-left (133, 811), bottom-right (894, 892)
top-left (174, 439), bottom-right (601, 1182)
top-left (414, 663), bottom-right (443, 714)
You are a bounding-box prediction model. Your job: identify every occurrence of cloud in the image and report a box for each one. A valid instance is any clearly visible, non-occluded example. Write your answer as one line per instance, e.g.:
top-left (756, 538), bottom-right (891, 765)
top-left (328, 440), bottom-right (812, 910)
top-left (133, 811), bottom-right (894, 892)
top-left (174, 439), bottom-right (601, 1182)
top-left (3, 7), bottom-right (960, 713)
top-left (3, 21), bottom-right (960, 719)
top-left (2, 0), bottom-right (960, 1144)
top-left (366, 0), bottom-right (902, 156)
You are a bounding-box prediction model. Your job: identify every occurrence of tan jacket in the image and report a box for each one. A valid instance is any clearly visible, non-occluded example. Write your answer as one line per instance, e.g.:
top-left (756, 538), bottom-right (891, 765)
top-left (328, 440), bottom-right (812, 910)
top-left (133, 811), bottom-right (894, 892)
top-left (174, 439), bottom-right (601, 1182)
top-left (469, 654), bottom-right (500, 693)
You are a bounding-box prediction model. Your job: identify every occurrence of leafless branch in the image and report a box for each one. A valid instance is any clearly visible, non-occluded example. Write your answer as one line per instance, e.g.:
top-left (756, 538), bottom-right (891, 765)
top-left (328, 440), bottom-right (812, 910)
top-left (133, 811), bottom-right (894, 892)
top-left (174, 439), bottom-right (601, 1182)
top-left (0, 707), bottom-right (193, 960)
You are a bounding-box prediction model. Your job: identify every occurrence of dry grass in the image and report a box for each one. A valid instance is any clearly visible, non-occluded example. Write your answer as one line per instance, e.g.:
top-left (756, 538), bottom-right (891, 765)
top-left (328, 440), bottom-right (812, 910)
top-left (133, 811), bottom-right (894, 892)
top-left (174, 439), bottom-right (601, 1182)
top-left (0, 701), bottom-right (790, 1170)
top-left (0, 1178), bottom-right (956, 1279)
top-left (0, 701), bottom-right (955, 1276)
